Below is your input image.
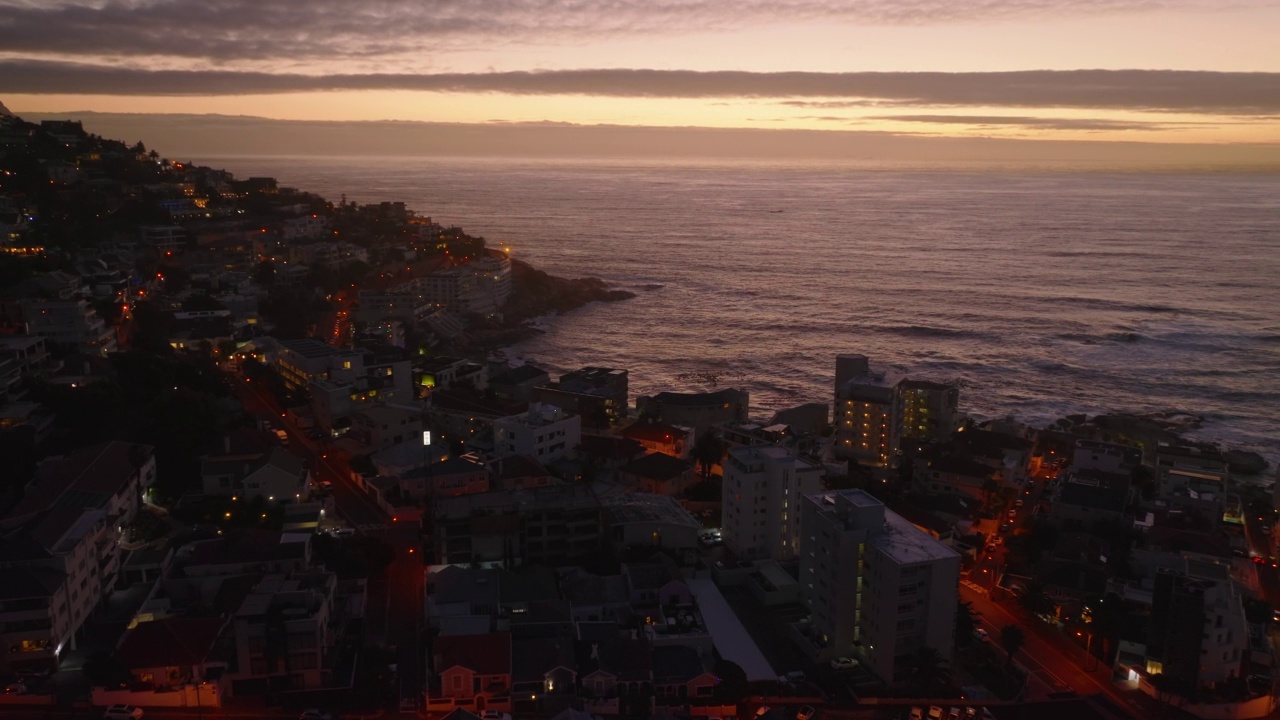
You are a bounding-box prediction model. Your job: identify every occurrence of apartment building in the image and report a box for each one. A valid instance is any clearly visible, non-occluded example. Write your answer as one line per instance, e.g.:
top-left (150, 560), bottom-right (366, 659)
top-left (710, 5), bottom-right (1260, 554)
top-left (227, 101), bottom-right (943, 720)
top-left (891, 379), bottom-right (960, 452)
top-left (832, 355), bottom-right (895, 467)
top-left (493, 403), bottom-right (581, 463)
top-left (228, 570), bottom-right (340, 695)
top-left (799, 489), bottom-right (961, 684)
top-left (1147, 559), bottom-right (1248, 688)
top-left (635, 388), bottom-right (749, 434)
top-left (23, 298), bottom-right (117, 356)
top-left (722, 445), bottom-right (824, 561)
top-left (0, 508), bottom-right (116, 672)
top-left (533, 367), bottom-right (629, 429)
top-left (432, 484), bottom-right (602, 566)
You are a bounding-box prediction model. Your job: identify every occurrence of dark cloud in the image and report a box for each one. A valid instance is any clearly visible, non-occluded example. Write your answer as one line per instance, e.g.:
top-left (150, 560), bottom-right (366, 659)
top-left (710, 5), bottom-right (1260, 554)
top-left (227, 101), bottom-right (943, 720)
top-left (4, 61), bottom-right (1279, 116)
top-left (0, 1), bottom-right (1223, 62)
top-left (871, 114), bottom-right (1199, 130)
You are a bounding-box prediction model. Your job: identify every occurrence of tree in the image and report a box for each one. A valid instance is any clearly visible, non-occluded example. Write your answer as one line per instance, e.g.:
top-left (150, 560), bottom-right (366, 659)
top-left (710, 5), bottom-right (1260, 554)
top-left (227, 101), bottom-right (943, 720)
top-left (954, 600), bottom-right (976, 648)
top-left (908, 645), bottom-right (951, 695)
top-left (1016, 578), bottom-right (1053, 617)
top-left (1000, 624), bottom-right (1025, 668)
top-left (254, 260), bottom-right (276, 287)
top-left (691, 430), bottom-right (726, 481)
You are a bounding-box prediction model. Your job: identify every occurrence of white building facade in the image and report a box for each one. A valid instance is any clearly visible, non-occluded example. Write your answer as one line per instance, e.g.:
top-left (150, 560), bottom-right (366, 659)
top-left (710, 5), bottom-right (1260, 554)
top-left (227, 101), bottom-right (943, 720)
top-left (799, 489), bottom-right (961, 685)
top-left (493, 403), bottom-right (581, 463)
top-left (722, 445), bottom-right (824, 561)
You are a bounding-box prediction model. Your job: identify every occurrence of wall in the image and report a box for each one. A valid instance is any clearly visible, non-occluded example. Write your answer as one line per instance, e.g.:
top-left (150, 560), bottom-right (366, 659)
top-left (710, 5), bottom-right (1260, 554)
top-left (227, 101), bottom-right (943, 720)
top-left (92, 683), bottom-right (221, 708)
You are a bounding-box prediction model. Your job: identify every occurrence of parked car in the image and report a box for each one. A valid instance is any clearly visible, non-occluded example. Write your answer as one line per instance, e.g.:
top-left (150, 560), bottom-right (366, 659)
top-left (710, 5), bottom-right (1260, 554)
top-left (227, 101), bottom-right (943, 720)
top-left (274, 428), bottom-right (290, 446)
top-left (3, 682), bottom-right (26, 695)
top-left (1014, 499), bottom-right (1024, 507)
top-left (927, 707), bottom-right (944, 720)
top-left (14, 669), bottom-right (48, 682)
top-left (103, 706), bottom-right (145, 720)
top-left (778, 670), bottom-right (807, 684)
top-left (796, 705), bottom-right (816, 720)
top-left (829, 656), bottom-right (859, 670)
top-left (974, 628), bottom-right (990, 642)
top-left (329, 527), bottom-right (356, 538)
top-left (298, 710), bottom-right (332, 720)
top-left (480, 712), bottom-right (513, 720)
top-left (908, 709), bottom-right (924, 720)
top-left (947, 708), bottom-right (962, 720)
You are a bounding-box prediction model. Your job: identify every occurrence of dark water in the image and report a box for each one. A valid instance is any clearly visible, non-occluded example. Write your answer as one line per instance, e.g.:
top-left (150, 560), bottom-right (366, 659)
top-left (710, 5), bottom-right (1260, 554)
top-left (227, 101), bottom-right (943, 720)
top-left (199, 156), bottom-right (1280, 467)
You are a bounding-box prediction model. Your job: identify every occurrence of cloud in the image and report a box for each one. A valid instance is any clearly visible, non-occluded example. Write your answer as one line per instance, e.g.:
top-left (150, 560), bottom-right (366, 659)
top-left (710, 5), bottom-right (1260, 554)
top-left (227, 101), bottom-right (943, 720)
top-left (0, 0), bottom-right (1233, 62)
top-left (3, 60), bottom-right (1279, 116)
top-left (870, 114), bottom-right (1201, 130)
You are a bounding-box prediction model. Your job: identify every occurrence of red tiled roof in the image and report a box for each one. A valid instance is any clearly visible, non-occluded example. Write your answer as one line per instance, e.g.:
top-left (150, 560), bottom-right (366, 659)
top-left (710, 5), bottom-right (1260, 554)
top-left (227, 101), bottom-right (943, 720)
top-left (435, 632), bottom-right (511, 676)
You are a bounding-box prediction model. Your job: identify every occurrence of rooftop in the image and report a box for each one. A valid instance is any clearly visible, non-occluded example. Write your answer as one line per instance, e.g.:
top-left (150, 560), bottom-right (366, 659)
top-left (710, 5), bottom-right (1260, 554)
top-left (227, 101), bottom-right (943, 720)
top-left (603, 493), bottom-right (700, 530)
top-left (619, 452), bottom-right (693, 482)
top-left (645, 387), bottom-right (746, 406)
top-left (870, 509), bottom-right (962, 566)
top-left (277, 337), bottom-right (345, 359)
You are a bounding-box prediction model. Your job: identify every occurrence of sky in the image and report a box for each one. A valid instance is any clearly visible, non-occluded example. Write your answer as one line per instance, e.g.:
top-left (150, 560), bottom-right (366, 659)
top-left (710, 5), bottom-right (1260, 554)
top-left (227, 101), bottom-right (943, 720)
top-left (2, 0), bottom-right (1279, 156)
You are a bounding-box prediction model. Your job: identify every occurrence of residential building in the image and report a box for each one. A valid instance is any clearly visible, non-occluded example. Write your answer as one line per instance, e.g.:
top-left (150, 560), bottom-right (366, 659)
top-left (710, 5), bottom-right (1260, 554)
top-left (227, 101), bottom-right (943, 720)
top-left (433, 632), bottom-right (513, 713)
top-left (493, 403), bottom-right (581, 463)
top-left (23, 298), bottom-right (117, 356)
top-left (113, 615), bottom-right (228, 691)
top-left (11, 440), bottom-right (156, 525)
top-left (617, 453), bottom-right (696, 496)
top-left (832, 355), bottom-right (894, 467)
top-left (200, 446), bottom-right (311, 503)
top-left (349, 405), bottom-right (422, 452)
top-left (432, 484), bottom-right (601, 567)
top-left (619, 421), bottom-right (693, 458)
top-left (891, 378), bottom-right (960, 452)
top-left (0, 508), bottom-right (117, 672)
top-left (227, 570), bottom-right (340, 695)
top-left (602, 493), bottom-right (702, 551)
top-left (533, 367), bottom-right (628, 429)
top-left (488, 363), bottom-right (550, 403)
top-left (722, 445), bottom-right (823, 561)
top-left (1147, 559), bottom-right (1248, 689)
top-left (1156, 443), bottom-right (1229, 498)
top-left (799, 489), bottom-right (961, 684)
top-left (1048, 468), bottom-right (1132, 528)
top-left (0, 335), bottom-right (55, 376)
top-left (635, 388), bottom-right (748, 434)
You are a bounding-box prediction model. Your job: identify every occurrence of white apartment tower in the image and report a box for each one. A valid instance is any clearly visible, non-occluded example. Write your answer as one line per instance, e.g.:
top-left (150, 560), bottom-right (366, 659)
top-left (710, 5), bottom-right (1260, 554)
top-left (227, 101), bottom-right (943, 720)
top-left (722, 445), bottom-right (824, 561)
top-left (799, 489), bottom-right (961, 684)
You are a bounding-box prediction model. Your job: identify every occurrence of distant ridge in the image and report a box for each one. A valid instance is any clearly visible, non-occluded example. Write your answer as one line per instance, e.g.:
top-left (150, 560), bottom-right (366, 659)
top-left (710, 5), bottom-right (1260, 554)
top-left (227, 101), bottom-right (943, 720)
top-left (0, 100), bottom-right (12, 117)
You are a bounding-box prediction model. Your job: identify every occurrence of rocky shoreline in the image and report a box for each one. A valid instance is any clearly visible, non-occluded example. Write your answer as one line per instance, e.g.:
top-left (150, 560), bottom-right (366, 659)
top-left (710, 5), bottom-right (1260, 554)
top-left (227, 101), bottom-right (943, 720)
top-left (1053, 411), bottom-right (1271, 477)
top-left (441, 258), bottom-right (635, 355)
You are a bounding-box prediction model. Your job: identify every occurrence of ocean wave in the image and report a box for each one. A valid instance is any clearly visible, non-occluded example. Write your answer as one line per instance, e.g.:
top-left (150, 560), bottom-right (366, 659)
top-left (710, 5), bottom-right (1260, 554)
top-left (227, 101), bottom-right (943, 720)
top-left (876, 324), bottom-right (991, 340)
top-left (636, 283), bottom-right (665, 291)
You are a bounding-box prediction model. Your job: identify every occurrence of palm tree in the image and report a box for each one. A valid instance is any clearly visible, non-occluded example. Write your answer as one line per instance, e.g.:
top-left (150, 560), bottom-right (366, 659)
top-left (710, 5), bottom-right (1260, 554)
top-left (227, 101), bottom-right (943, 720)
top-left (1000, 624), bottom-right (1025, 668)
top-left (954, 600), bottom-right (976, 648)
top-left (691, 430), bottom-right (726, 482)
top-left (909, 646), bottom-right (951, 695)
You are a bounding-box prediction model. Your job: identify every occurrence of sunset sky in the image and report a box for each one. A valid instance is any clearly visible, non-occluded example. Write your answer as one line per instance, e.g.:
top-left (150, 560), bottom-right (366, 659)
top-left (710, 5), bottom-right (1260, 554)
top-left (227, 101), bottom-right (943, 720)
top-left (2, 0), bottom-right (1279, 148)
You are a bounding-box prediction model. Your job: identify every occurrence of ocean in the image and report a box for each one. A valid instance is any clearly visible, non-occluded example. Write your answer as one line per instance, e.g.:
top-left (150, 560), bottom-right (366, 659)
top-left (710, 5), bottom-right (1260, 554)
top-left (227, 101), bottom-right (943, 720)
top-left (198, 156), bottom-right (1280, 469)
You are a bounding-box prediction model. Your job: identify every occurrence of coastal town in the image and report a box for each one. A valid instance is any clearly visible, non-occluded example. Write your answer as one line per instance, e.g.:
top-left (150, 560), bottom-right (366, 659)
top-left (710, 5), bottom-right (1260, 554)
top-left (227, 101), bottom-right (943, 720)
top-left (2, 109), bottom-right (1279, 720)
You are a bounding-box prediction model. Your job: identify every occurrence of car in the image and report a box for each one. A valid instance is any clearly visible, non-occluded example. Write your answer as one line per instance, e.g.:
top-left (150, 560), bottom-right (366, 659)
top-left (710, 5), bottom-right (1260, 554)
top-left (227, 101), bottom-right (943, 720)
top-left (480, 712), bottom-right (512, 720)
top-left (1014, 499), bottom-right (1024, 507)
top-left (329, 527), bottom-right (355, 538)
top-left (103, 705), bottom-right (145, 720)
top-left (796, 705), bottom-right (816, 720)
top-left (299, 710), bottom-right (332, 720)
top-left (994, 536), bottom-right (1003, 546)
top-left (307, 428), bottom-right (326, 440)
top-left (14, 669), bottom-right (48, 682)
top-left (964, 709), bottom-right (978, 720)
top-left (3, 682), bottom-right (26, 694)
top-left (927, 707), bottom-right (944, 720)
top-left (985, 543), bottom-right (996, 553)
top-left (829, 656), bottom-right (859, 670)
top-left (1007, 508), bottom-right (1017, 518)
top-left (974, 628), bottom-right (990, 642)
top-left (274, 429), bottom-right (290, 446)
top-left (778, 670), bottom-right (807, 684)
top-left (755, 707), bottom-right (771, 718)
top-left (947, 708), bottom-right (962, 720)
top-left (908, 709), bottom-right (924, 720)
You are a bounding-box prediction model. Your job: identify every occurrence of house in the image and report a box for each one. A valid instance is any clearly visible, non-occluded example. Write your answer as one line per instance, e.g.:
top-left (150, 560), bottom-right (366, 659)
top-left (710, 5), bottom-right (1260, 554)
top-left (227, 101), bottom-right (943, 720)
top-left (426, 566), bottom-right (502, 635)
top-left (201, 444), bottom-right (311, 503)
top-left (488, 455), bottom-right (555, 491)
top-left (227, 570), bottom-right (341, 696)
top-left (650, 645), bottom-right (720, 700)
top-left (511, 634), bottom-right (577, 714)
top-left (434, 632), bottom-right (513, 712)
top-left (625, 560), bottom-right (693, 612)
top-left (558, 567), bottom-right (631, 624)
top-left (492, 403), bottom-right (581, 463)
top-left (488, 363), bottom-right (550, 402)
top-left (620, 421), bottom-right (693, 458)
top-left (617, 453), bottom-right (696, 496)
top-left (578, 635), bottom-right (654, 717)
top-left (532, 367), bottom-right (629, 429)
top-left (114, 616), bottom-right (228, 689)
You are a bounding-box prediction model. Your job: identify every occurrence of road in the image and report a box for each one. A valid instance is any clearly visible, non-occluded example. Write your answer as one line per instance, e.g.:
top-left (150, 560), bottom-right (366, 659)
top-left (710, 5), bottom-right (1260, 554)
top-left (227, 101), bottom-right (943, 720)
top-left (960, 583), bottom-right (1155, 718)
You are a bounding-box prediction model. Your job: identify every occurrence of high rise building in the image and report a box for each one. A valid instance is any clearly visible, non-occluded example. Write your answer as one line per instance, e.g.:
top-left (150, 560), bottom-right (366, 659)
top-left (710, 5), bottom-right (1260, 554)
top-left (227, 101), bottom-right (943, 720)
top-left (891, 379), bottom-right (960, 452)
top-left (799, 489), bottom-right (961, 684)
top-left (833, 355), bottom-right (894, 467)
top-left (722, 445), bottom-right (824, 561)
top-left (1148, 560), bottom-right (1247, 688)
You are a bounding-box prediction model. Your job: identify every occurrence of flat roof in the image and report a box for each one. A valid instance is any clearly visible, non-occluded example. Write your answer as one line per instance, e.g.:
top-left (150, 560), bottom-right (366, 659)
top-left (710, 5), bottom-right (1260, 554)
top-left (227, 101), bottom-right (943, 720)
top-left (602, 493), bottom-right (700, 529)
top-left (687, 577), bottom-right (775, 682)
top-left (871, 510), bottom-right (962, 565)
